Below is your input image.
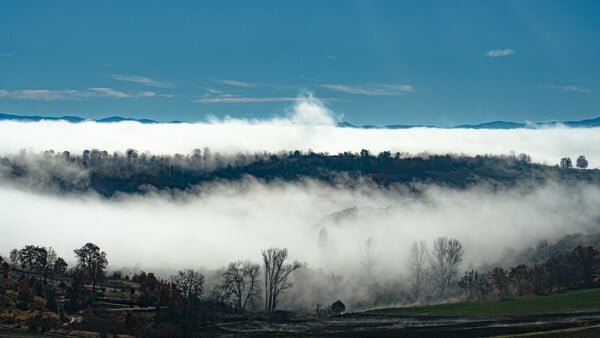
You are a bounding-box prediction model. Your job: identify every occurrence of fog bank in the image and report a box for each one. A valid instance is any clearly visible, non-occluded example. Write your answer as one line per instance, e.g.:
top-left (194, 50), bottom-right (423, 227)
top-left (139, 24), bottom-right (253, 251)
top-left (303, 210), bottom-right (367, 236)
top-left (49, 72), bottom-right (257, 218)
top-left (0, 97), bottom-right (598, 167)
top-left (1, 179), bottom-right (599, 276)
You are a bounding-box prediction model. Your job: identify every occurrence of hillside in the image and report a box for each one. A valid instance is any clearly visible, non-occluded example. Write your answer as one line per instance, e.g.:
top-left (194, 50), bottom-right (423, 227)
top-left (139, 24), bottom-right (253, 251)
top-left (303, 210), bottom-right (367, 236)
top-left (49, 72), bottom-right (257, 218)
top-left (1, 150), bottom-right (599, 196)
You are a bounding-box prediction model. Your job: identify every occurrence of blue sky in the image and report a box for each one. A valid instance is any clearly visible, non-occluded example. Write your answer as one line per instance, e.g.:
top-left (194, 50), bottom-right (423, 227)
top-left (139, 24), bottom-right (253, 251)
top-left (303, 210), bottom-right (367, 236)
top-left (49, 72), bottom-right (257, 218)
top-left (1, 0), bottom-right (599, 126)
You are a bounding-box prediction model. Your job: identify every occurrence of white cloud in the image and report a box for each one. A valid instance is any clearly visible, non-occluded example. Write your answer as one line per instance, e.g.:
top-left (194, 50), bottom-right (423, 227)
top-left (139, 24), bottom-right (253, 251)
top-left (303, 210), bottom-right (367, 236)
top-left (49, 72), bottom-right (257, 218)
top-left (547, 85), bottom-right (591, 93)
top-left (88, 87), bottom-right (129, 98)
top-left (0, 89), bottom-right (90, 100)
top-left (486, 49), bottom-right (515, 57)
top-left (204, 88), bottom-right (224, 94)
top-left (218, 79), bottom-right (254, 88)
top-left (0, 88), bottom-right (158, 100)
top-left (88, 87), bottom-right (156, 98)
top-left (287, 95), bottom-right (339, 125)
top-left (197, 96), bottom-right (304, 103)
top-left (321, 84), bottom-right (414, 96)
top-left (108, 74), bottom-right (173, 88)
top-left (198, 91), bottom-right (337, 104)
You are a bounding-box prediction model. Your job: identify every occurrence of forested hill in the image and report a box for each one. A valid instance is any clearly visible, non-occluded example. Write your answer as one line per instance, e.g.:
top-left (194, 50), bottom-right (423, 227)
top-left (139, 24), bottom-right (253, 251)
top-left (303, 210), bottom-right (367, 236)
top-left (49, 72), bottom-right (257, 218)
top-left (1, 149), bottom-right (598, 196)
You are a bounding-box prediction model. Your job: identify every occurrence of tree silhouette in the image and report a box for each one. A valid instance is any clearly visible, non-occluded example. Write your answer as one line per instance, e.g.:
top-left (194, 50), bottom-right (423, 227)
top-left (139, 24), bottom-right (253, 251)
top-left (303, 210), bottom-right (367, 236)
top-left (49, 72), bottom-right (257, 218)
top-left (509, 264), bottom-right (529, 297)
top-left (170, 269), bottom-right (204, 305)
top-left (73, 242), bottom-right (108, 293)
top-left (262, 247), bottom-right (301, 312)
top-left (408, 241), bottom-right (429, 300)
top-left (361, 237), bottom-right (377, 285)
top-left (576, 155), bottom-right (589, 169)
top-left (430, 237), bottom-right (463, 296)
top-left (17, 245), bottom-right (47, 273)
top-left (488, 267), bottom-right (510, 299)
top-left (571, 246), bottom-right (599, 288)
top-left (330, 300), bottom-right (346, 315)
top-left (560, 157), bottom-right (572, 169)
top-left (220, 260), bottom-right (261, 312)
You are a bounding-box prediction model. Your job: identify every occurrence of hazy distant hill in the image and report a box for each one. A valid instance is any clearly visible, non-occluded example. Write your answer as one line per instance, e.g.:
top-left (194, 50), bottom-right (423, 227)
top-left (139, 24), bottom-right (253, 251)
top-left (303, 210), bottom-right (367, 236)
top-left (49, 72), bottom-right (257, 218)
top-left (2, 150), bottom-right (599, 197)
top-left (0, 113), bottom-right (159, 124)
top-left (2, 112), bottom-right (600, 129)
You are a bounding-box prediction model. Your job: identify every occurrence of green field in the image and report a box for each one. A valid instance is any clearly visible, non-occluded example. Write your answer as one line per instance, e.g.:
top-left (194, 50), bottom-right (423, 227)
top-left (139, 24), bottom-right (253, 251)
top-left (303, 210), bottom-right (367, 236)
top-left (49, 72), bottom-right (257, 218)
top-left (365, 288), bottom-right (600, 317)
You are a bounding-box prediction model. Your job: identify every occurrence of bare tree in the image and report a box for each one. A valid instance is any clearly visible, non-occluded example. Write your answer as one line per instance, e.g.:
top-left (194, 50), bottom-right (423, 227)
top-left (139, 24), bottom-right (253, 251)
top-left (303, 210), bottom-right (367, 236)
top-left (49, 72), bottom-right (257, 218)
top-left (171, 269), bottom-right (205, 320)
top-left (430, 237), bottom-right (463, 296)
top-left (361, 237), bottom-right (377, 285)
top-left (262, 247), bottom-right (301, 312)
top-left (171, 269), bottom-right (205, 303)
top-left (408, 241), bottom-right (429, 300)
top-left (221, 260), bottom-right (261, 312)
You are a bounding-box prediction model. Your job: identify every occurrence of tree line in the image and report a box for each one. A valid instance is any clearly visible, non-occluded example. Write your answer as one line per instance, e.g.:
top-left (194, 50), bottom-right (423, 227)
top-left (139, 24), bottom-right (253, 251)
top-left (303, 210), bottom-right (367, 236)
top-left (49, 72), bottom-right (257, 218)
top-left (2, 149), bottom-right (597, 196)
top-left (0, 243), bottom-right (304, 336)
top-left (407, 236), bottom-right (600, 304)
top-left (455, 245), bottom-right (600, 302)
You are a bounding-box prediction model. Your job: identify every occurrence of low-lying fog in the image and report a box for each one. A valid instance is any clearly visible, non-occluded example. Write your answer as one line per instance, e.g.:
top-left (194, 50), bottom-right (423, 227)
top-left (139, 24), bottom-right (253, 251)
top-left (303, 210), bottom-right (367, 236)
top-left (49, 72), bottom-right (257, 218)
top-left (1, 179), bottom-right (599, 278)
top-left (0, 97), bottom-right (598, 168)
top-left (2, 97), bottom-right (600, 308)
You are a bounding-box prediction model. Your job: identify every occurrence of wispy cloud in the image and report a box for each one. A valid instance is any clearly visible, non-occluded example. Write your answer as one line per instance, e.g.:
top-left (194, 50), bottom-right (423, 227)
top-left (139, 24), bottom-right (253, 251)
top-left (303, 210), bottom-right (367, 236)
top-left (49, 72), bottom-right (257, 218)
top-left (203, 88), bottom-right (224, 94)
top-left (197, 96), bottom-right (305, 103)
top-left (321, 84), bottom-right (414, 96)
top-left (88, 87), bottom-right (157, 98)
top-left (0, 53), bottom-right (12, 57)
top-left (197, 90), bottom-right (336, 103)
top-left (107, 74), bottom-right (173, 88)
top-left (486, 49), bottom-right (514, 57)
top-left (218, 79), bottom-right (254, 88)
top-left (0, 88), bottom-right (158, 100)
top-left (0, 89), bottom-right (89, 100)
top-left (547, 85), bottom-right (591, 93)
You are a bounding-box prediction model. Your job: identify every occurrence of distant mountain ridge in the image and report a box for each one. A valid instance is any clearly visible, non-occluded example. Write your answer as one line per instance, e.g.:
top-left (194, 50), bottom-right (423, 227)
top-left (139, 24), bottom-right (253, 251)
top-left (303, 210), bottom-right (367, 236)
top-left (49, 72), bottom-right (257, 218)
top-left (344, 117), bottom-right (600, 129)
top-left (0, 113), bottom-right (161, 124)
top-left (1, 112), bottom-right (599, 129)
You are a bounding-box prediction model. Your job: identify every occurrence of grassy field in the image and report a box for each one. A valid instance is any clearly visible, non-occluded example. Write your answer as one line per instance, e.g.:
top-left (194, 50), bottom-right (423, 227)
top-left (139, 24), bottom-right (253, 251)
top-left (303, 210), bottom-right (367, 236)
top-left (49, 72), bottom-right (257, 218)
top-left (365, 288), bottom-right (600, 317)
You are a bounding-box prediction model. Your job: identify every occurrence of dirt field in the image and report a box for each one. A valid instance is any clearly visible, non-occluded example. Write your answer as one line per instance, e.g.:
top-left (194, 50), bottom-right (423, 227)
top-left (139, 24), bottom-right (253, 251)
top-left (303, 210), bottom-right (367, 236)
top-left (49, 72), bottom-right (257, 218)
top-left (196, 313), bottom-right (600, 337)
top-left (2, 313), bottom-right (600, 337)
